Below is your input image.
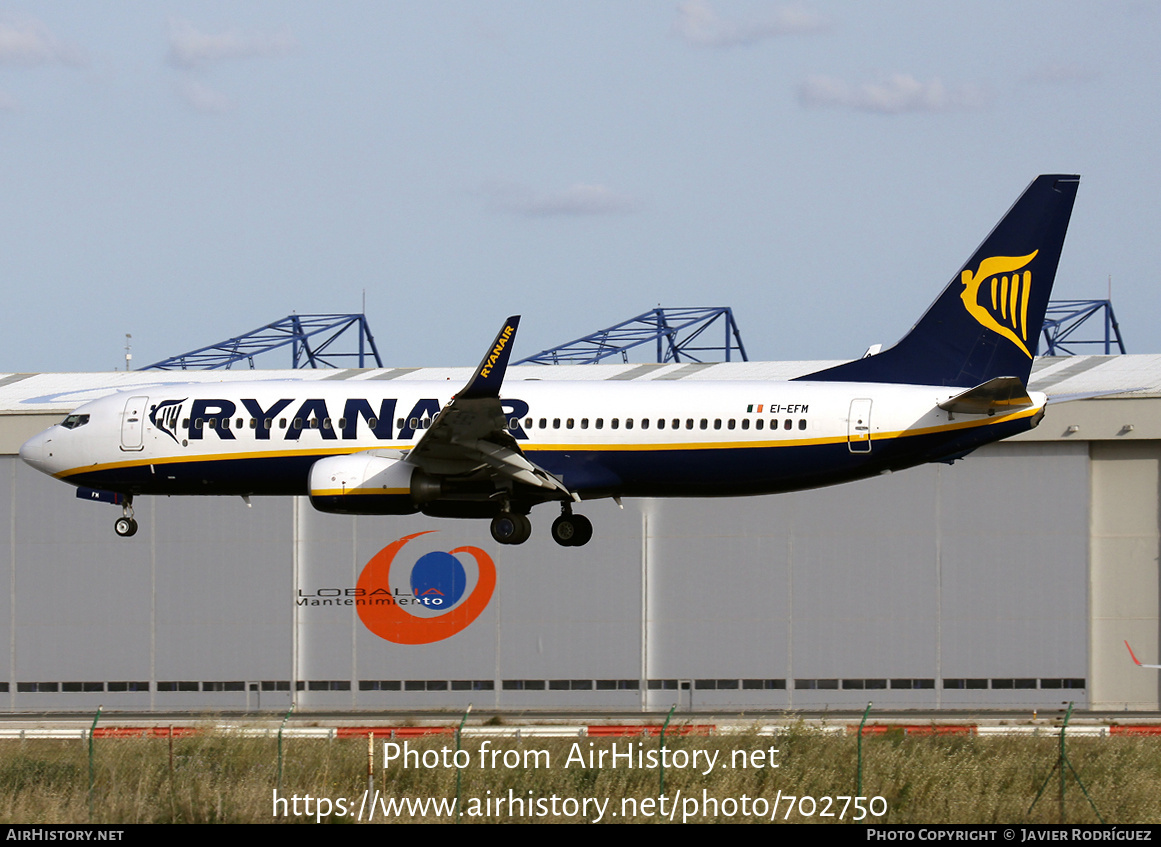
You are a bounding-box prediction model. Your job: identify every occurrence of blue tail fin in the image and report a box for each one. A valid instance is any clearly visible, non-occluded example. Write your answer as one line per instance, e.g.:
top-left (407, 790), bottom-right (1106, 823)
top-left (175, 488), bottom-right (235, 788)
top-left (799, 175), bottom-right (1079, 387)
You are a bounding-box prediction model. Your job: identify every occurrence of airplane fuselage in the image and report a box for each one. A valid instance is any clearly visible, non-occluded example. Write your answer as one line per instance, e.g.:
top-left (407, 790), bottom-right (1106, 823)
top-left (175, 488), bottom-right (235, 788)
top-left (20, 378), bottom-right (1045, 502)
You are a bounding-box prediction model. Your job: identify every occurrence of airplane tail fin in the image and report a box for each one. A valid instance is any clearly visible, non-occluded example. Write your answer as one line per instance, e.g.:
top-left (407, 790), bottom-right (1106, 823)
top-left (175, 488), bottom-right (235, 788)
top-left (799, 175), bottom-right (1080, 387)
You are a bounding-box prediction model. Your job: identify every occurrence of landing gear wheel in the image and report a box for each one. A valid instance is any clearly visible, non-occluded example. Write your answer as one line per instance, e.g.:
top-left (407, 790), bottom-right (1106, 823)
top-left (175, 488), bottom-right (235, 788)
top-left (491, 513), bottom-right (531, 545)
top-left (114, 517), bottom-right (138, 538)
top-left (551, 514), bottom-right (593, 547)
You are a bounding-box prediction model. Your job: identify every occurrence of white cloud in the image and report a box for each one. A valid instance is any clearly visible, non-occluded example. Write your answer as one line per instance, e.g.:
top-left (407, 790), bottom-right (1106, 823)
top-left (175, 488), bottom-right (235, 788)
top-left (0, 18), bottom-right (85, 66)
top-left (482, 183), bottom-right (637, 217)
top-left (799, 74), bottom-right (988, 114)
top-left (673, 0), bottom-right (830, 47)
top-left (175, 79), bottom-right (234, 113)
top-left (167, 18), bottom-right (296, 68)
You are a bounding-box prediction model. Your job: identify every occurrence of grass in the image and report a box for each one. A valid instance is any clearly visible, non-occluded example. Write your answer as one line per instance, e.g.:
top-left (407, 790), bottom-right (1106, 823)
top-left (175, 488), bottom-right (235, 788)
top-left (0, 725), bottom-right (1158, 823)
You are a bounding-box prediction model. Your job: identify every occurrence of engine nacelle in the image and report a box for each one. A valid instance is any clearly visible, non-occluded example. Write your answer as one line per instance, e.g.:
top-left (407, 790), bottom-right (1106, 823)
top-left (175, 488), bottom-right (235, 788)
top-left (308, 452), bottom-right (421, 515)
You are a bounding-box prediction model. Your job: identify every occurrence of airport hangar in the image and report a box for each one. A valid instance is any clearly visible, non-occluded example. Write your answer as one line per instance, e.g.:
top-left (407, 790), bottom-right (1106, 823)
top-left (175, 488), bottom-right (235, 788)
top-left (0, 354), bottom-right (1157, 715)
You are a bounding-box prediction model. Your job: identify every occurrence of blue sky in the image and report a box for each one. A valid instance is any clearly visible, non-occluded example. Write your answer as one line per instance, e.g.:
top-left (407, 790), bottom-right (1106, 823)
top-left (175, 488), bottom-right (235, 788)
top-left (0, 2), bottom-right (1157, 372)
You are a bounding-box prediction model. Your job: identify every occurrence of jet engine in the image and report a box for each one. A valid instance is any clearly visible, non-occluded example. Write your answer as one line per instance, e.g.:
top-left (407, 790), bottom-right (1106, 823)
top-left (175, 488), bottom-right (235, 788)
top-left (308, 452), bottom-right (424, 515)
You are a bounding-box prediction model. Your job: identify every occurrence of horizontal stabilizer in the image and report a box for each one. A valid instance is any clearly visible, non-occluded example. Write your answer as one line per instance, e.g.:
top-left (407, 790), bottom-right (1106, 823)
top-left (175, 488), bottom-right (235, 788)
top-left (938, 376), bottom-right (1033, 416)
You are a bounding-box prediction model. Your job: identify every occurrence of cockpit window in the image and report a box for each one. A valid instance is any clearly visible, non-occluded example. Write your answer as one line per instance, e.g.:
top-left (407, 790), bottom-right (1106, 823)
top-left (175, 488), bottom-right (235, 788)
top-left (60, 414), bottom-right (90, 430)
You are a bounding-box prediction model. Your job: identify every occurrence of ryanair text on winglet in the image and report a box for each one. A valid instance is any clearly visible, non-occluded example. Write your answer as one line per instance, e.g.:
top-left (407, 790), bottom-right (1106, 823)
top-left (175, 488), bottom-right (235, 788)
top-left (479, 324), bottom-right (516, 380)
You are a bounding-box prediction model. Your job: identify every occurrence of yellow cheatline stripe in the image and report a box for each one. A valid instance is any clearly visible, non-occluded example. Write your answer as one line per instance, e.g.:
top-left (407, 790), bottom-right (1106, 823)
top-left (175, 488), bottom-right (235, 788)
top-left (55, 405), bottom-right (1041, 479)
top-left (310, 488), bottom-right (410, 497)
top-left (54, 444), bottom-right (370, 479)
top-left (521, 405), bottom-right (1041, 453)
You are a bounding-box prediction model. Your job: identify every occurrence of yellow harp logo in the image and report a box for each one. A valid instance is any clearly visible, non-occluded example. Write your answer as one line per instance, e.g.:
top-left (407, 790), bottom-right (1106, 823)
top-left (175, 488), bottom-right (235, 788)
top-left (959, 251), bottom-right (1039, 358)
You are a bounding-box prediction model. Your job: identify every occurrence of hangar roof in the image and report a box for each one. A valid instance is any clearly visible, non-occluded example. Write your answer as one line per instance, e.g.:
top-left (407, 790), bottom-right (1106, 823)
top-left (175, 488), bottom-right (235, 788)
top-left (0, 354), bottom-right (1157, 414)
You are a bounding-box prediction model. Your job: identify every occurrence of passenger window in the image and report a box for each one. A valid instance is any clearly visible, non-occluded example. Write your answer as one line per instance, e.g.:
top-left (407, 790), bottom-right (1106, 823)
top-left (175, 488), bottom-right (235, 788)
top-left (798, 419), bottom-right (807, 430)
top-left (525, 418), bottom-right (533, 429)
top-left (713, 419), bottom-right (721, 430)
top-left (611, 418), bottom-right (619, 430)
top-left (323, 418), bottom-right (332, 430)
top-left (397, 418), bottom-right (404, 429)
top-left (673, 419), bottom-right (681, 430)
top-left (641, 419), bottom-right (649, 430)
top-left (264, 419), bottom-right (272, 430)
top-left (581, 418), bottom-right (589, 429)
top-left (540, 418), bottom-right (548, 429)
top-left (686, 419), bottom-right (693, 429)
top-left (755, 419), bottom-right (764, 430)
top-left (293, 418), bottom-right (303, 430)
top-left (338, 418), bottom-right (347, 429)
top-left (699, 419), bottom-right (707, 430)
top-left (409, 418), bottom-right (418, 429)
top-left (195, 418), bottom-right (204, 429)
top-left (368, 418), bottom-right (378, 429)
top-left (249, 419), bottom-right (257, 429)
top-left (182, 418), bottom-right (189, 429)
top-left (553, 418), bottom-right (561, 429)
top-left (626, 418), bottom-right (634, 429)
top-left (741, 419), bottom-right (750, 430)
top-left (657, 419), bottom-right (665, 430)
top-left (784, 419), bottom-right (792, 430)
top-left (566, 418), bottom-right (574, 429)
top-left (728, 419), bottom-right (735, 430)
top-left (219, 418), bottom-right (228, 429)
top-left (309, 418), bottom-right (319, 429)
top-left (279, 419), bottom-right (287, 429)
top-left (596, 419), bottom-right (604, 429)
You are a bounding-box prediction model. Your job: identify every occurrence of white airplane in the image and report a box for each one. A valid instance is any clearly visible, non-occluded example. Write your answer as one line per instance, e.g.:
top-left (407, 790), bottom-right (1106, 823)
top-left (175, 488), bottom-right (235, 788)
top-left (1125, 641), bottom-right (1161, 670)
top-left (20, 175), bottom-right (1080, 547)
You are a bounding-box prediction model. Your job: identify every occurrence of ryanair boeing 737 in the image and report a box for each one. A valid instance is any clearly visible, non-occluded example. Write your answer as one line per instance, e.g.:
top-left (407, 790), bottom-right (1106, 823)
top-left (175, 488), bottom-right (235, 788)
top-left (20, 175), bottom-right (1080, 547)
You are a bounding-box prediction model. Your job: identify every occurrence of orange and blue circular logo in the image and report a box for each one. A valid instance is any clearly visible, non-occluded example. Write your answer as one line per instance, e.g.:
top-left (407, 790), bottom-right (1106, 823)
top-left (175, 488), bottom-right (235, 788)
top-left (356, 531), bottom-right (496, 645)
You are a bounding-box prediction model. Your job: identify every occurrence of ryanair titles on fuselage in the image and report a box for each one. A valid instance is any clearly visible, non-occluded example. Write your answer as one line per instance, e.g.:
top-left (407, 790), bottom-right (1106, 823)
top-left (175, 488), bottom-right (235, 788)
top-left (148, 396), bottom-right (531, 443)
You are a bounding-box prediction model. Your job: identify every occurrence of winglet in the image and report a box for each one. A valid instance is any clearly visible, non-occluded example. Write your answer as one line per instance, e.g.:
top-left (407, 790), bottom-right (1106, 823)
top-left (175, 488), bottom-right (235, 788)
top-left (1126, 640), bottom-right (1143, 666)
top-left (458, 316), bottom-right (521, 399)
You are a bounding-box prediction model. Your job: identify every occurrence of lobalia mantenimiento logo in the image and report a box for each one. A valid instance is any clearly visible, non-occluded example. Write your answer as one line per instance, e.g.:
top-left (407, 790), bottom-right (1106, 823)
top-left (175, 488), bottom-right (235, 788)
top-left (356, 531), bottom-right (496, 645)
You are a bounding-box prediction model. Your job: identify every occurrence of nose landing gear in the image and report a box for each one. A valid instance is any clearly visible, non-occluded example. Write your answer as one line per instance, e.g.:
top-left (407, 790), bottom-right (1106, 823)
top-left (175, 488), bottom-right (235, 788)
top-left (114, 496), bottom-right (138, 538)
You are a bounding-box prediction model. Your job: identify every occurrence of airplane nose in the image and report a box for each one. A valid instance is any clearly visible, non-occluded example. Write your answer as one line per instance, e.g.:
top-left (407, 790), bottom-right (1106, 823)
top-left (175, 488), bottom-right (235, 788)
top-left (19, 431), bottom-right (53, 474)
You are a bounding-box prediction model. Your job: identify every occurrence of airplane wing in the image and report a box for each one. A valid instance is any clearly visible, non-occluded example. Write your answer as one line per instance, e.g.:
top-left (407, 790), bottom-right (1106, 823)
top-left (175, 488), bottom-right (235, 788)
top-left (1124, 640), bottom-right (1161, 669)
top-left (404, 316), bottom-right (573, 498)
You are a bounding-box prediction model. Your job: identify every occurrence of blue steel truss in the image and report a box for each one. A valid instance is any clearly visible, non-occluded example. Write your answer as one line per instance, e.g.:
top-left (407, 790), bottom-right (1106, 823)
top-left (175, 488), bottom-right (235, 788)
top-left (514, 307), bottom-right (748, 366)
top-left (1040, 300), bottom-right (1125, 356)
top-left (140, 314), bottom-right (383, 371)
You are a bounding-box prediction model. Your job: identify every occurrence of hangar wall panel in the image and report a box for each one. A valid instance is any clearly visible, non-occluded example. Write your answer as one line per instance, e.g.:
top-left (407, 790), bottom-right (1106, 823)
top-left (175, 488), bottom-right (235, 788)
top-left (1090, 441), bottom-right (1161, 710)
top-left (0, 434), bottom-right (1121, 713)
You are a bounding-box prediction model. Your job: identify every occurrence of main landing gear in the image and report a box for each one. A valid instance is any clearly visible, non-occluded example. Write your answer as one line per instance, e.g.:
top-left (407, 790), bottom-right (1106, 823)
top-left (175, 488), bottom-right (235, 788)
top-left (551, 511), bottom-right (592, 547)
top-left (114, 496), bottom-right (138, 538)
top-left (489, 512), bottom-right (532, 545)
top-left (488, 505), bottom-right (593, 547)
